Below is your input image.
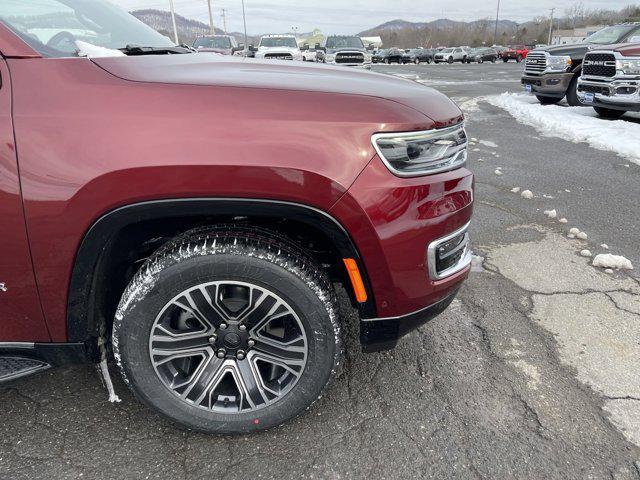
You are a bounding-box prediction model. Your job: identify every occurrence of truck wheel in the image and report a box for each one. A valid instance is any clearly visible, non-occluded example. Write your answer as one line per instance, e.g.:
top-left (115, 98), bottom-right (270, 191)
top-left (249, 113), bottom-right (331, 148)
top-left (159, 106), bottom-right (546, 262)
top-left (516, 54), bottom-right (523, 63)
top-left (593, 107), bottom-right (626, 119)
top-left (113, 226), bottom-right (341, 434)
top-left (503, 58), bottom-right (509, 63)
top-left (536, 95), bottom-right (561, 105)
top-left (448, 56), bottom-right (454, 64)
top-left (565, 73), bottom-right (583, 107)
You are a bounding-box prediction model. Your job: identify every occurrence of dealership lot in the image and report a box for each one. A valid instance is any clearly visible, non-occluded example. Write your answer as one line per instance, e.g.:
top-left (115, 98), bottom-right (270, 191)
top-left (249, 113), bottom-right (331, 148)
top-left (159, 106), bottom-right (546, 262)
top-left (1, 62), bottom-right (639, 479)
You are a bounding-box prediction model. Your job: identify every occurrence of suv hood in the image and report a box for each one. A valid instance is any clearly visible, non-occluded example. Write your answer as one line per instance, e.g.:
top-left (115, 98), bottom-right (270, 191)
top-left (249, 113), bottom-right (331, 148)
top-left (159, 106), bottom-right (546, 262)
top-left (91, 54), bottom-right (462, 125)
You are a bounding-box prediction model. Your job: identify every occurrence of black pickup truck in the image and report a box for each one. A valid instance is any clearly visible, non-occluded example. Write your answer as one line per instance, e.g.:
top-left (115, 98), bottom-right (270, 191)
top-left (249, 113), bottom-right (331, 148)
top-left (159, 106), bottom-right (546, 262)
top-left (521, 24), bottom-right (640, 106)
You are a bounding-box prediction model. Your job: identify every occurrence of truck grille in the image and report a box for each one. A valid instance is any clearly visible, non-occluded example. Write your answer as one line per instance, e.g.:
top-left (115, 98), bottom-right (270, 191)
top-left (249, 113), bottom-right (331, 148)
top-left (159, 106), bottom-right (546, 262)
top-left (582, 53), bottom-right (616, 78)
top-left (335, 52), bottom-right (364, 64)
top-left (525, 52), bottom-right (547, 75)
top-left (264, 53), bottom-right (293, 60)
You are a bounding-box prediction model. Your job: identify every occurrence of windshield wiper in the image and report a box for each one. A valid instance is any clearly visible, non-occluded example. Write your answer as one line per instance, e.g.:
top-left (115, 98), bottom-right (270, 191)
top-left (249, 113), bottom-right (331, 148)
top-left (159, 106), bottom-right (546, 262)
top-left (119, 44), bottom-right (193, 56)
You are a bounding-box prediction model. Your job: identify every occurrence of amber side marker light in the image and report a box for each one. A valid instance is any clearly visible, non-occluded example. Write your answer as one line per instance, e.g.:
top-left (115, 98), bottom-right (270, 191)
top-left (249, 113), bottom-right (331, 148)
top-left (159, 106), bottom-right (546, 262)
top-left (343, 258), bottom-right (368, 303)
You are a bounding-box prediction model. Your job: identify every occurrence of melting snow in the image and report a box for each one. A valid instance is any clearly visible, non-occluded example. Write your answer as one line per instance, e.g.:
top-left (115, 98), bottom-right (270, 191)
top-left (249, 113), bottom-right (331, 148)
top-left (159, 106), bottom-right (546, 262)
top-left (76, 40), bottom-right (125, 58)
top-left (487, 93), bottom-right (640, 165)
top-left (580, 249), bottom-right (592, 257)
top-left (544, 209), bottom-right (557, 219)
top-left (593, 254), bottom-right (634, 270)
top-left (521, 190), bottom-right (533, 199)
top-left (479, 140), bottom-right (499, 148)
top-left (510, 187), bottom-right (520, 193)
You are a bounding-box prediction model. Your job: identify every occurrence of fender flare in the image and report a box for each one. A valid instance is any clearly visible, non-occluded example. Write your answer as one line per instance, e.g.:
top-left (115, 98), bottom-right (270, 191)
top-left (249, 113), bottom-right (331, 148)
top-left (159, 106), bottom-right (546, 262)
top-left (66, 198), bottom-right (377, 342)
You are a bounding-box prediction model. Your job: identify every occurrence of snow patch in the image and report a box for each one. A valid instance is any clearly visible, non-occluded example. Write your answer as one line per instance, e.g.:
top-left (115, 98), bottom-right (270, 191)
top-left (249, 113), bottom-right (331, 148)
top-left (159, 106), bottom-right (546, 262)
top-left (76, 40), bottom-right (125, 58)
top-left (520, 190), bottom-right (533, 199)
top-left (487, 93), bottom-right (640, 165)
top-left (593, 254), bottom-right (634, 270)
top-left (569, 228), bottom-right (580, 236)
top-left (479, 139), bottom-right (498, 148)
top-left (580, 249), bottom-right (592, 258)
top-left (576, 232), bottom-right (588, 240)
top-left (559, 218), bottom-right (568, 224)
top-left (494, 169), bottom-right (503, 176)
top-left (544, 209), bottom-right (557, 219)
top-left (510, 187), bottom-right (520, 193)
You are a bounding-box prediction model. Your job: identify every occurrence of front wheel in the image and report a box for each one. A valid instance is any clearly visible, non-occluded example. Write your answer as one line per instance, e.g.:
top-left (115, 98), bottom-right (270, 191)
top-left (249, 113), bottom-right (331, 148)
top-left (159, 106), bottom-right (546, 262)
top-left (536, 95), bottom-right (561, 105)
top-left (594, 107), bottom-right (626, 119)
top-left (565, 73), bottom-right (583, 107)
top-left (516, 54), bottom-right (523, 63)
top-left (414, 58), bottom-right (420, 64)
top-left (478, 58), bottom-right (483, 64)
top-left (503, 57), bottom-right (509, 63)
top-left (114, 227), bottom-right (341, 434)
top-left (384, 58), bottom-right (390, 64)
top-left (448, 56), bottom-right (454, 64)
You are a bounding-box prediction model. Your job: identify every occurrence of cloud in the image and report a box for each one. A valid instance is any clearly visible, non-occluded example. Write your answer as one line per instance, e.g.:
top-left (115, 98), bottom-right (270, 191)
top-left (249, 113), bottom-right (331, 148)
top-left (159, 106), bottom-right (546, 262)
top-left (113, 0), bottom-right (638, 34)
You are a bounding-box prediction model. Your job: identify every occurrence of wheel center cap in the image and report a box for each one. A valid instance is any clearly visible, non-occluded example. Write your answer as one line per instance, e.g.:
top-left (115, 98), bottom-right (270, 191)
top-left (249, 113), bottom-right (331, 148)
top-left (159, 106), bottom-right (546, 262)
top-left (223, 332), bottom-right (241, 348)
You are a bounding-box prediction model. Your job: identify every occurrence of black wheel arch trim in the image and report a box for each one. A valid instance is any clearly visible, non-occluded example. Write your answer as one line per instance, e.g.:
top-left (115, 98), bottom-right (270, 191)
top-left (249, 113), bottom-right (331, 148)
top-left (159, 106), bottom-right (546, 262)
top-left (67, 198), bottom-right (378, 343)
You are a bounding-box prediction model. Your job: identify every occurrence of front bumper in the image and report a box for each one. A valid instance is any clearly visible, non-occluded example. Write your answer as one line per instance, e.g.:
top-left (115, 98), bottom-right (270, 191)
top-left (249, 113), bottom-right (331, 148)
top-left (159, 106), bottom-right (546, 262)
top-left (521, 72), bottom-right (574, 97)
top-left (330, 154), bottom-right (474, 351)
top-left (578, 76), bottom-right (640, 111)
top-left (360, 289), bottom-right (460, 352)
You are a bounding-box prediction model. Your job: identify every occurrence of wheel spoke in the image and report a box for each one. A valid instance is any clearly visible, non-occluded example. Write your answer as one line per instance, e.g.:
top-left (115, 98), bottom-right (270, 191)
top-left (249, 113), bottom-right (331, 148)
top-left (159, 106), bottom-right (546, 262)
top-left (253, 337), bottom-right (306, 366)
top-left (183, 356), bottom-right (226, 404)
top-left (233, 359), bottom-right (269, 407)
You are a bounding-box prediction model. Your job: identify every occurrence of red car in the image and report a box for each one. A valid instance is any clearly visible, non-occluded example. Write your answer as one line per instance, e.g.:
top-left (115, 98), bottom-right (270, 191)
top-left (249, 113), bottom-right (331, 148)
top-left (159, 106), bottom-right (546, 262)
top-left (0, 0), bottom-right (473, 433)
top-left (503, 45), bottom-right (529, 62)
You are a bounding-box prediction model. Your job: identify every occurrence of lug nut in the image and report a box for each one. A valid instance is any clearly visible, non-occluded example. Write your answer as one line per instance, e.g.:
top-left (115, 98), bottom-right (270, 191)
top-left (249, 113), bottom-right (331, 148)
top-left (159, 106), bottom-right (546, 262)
top-left (239, 324), bottom-right (247, 331)
top-left (247, 339), bottom-right (256, 347)
top-left (216, 348), bottom-right (226, 358)
top-left (236, 350), bottom-right (246, 360)
top-left (208, 334), bottom-right (217, 344)
top-left (219, 323), bottom-right (228, 330)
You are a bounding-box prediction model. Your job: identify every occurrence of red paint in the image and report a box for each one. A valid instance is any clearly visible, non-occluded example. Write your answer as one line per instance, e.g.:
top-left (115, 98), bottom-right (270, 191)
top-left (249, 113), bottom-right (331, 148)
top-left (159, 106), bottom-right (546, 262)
top-left (0, 26), bottom-right (473, 342)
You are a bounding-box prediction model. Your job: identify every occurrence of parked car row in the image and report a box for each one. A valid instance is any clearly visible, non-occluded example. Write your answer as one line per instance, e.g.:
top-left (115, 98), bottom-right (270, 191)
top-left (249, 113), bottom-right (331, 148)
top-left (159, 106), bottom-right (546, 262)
top-left (521, 23), bottom-right (640, 112)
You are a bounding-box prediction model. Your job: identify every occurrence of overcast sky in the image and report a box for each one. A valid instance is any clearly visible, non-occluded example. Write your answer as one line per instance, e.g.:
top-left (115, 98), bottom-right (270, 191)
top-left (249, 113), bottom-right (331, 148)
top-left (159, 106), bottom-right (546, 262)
top-left (113, 0), bottom-right (638, 35)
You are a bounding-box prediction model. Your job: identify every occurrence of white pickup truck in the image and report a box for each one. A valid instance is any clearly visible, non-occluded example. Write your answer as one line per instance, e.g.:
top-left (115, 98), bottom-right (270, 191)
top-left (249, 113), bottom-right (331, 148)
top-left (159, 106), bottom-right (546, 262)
top-left (254, 35), bottom-right (303, 61)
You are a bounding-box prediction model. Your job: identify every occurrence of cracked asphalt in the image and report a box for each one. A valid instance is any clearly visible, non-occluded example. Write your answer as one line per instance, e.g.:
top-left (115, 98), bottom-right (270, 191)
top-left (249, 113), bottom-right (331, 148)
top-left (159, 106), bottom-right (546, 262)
top-left (1, 62), bottom-right (639, 479)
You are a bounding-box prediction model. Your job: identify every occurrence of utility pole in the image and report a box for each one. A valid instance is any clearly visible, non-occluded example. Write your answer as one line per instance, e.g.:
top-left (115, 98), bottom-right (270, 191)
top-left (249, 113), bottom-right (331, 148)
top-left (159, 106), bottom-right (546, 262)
top-left (548, 8), bottom-right (555, 45)
top-left (493, 0), bottom-right (500, 46)
top-left (207, 0), bottom-right (215, 35)
top-left (222, 9), bottom-right (228, 35)
top-left (168, 0), bottom-right (179, 44)
top-left (241, 0), bottom-right (248, 49)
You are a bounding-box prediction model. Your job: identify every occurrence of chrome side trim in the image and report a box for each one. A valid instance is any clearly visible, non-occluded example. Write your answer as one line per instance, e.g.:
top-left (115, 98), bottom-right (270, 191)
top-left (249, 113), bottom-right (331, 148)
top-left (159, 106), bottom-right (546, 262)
top-left (0, 342), bottom-right (35, 348)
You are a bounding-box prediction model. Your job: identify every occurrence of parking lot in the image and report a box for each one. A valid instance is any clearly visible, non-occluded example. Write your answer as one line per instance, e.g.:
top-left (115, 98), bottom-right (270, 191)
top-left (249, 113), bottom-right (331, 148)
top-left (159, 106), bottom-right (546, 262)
top-left (1, 61), bottom-right (639, 479)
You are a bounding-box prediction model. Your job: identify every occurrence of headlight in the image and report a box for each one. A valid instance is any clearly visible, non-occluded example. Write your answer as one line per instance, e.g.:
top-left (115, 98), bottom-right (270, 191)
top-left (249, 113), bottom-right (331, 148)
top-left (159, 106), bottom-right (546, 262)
top-left (546, 55), bottom-right (572, 72)
top-left (617, 58), bottom-right (640, 75)
top-left (372, 124), bottom-right (468, 177)
top-left (326, 54), bottom-right (335, 62)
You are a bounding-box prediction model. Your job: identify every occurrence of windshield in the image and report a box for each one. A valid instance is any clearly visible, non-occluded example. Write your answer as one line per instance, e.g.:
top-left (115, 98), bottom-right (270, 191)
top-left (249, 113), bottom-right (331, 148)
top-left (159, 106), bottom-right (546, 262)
top-left (260, 37), bottom-right (297, 48)
top-left (194, 36), bottom-right (231, 49)
top-left (441, 48), bottom-right (453, 53)
top-left (0, 0), bottom-right (175, 58)
top-left (585, 25), bottom-right (634, 44)
top-left (326, 36), bottom-right (364, 49)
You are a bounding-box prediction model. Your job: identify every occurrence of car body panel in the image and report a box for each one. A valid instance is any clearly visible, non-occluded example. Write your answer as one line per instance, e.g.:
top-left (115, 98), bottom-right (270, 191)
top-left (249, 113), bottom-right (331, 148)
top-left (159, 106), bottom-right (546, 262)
top-left (6, 54), bottom-right (467, 341)
top-left (0, 58), bottom-right (50, 341)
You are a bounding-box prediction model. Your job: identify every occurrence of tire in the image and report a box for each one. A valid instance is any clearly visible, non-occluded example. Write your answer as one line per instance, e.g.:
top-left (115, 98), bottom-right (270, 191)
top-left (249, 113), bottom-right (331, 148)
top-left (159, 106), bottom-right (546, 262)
top-left (113, 226), bottom-right (341, 434)
top-left (491, 58), bottom-right (496, 63)
top-left (478, 58), bottom-right (483, 64)
top-left (384, 58), bottom-right (390, 64)
top-left (503, 57), bottom-right (509, 63)
top-left (594, 107), bottom-right (626, 119)
top-left (448, 56), bottom-right (453, 64)
top-left (536, 95), bottom-right (561, 105)
top-left (565, 73), bottom-right (583, 107)
top-left (516, 54), bottom-right (523, 63)
top-left (426, 58), bottom-right (432, 64)
top-left (414, 58), bottom-right (420, 64)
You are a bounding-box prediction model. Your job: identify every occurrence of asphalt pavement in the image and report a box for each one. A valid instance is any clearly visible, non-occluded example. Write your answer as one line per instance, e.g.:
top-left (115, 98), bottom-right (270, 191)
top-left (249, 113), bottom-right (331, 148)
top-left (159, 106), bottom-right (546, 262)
top-left (1, 61), bottom-right (639, 480)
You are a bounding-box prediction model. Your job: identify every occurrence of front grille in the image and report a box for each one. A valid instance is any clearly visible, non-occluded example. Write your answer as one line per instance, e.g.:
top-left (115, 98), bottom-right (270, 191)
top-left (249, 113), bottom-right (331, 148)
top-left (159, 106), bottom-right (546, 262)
top-left (525, 52), bottom-right (547, 75)
top-left (264, 53), bottom-right (293, 60)
top-left (578, 83), bottom-right (610, 95)
top-left (582, 53), bottom-right (616, 78)
top-left (335, 52), bottom-right (364, 64)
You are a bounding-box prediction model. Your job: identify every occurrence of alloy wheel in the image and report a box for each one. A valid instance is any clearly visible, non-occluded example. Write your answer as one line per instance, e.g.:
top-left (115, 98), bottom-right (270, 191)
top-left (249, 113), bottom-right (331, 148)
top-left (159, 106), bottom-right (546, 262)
top-left (149, 281), bottom-right (308, 414)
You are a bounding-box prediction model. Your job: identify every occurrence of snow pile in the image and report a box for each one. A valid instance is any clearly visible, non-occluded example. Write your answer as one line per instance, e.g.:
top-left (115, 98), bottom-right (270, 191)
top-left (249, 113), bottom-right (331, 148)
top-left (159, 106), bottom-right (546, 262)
top-left (580, 249), bottom-right (592, 257)
top-left (76, 40), bottom-right (125, 58)
top-left (521, 190), bottom-right (533, 199)
top-left (592, 254), bottom-right (634, 270)
top-left (511, 187), bottom-right (520, 193)
top-left (544, 209), bottom-right (557, 219)
top-left (558, 218), bottom-right (568, 224)
top-left (494, 168), bottom-right (503, 176)
top-left (487, 93), bottom-right (640, 165)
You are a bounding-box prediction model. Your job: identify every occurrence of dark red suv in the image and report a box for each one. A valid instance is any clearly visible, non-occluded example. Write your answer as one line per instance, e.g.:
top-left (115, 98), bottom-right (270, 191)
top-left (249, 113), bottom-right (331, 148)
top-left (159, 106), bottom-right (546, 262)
top-left (0, 1), bottom-right (473, 433)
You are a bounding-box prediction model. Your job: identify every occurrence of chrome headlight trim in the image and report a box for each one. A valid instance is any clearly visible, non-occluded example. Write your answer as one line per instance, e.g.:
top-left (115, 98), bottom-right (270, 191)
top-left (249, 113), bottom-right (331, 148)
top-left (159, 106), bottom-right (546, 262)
top-left (371, 123), bottom-right (468, 178)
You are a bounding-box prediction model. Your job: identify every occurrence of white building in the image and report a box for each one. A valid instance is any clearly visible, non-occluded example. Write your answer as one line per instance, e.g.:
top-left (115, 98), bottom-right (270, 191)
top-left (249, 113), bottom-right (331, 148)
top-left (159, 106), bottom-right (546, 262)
top-left (551, 25), bottom-right (606, 45)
